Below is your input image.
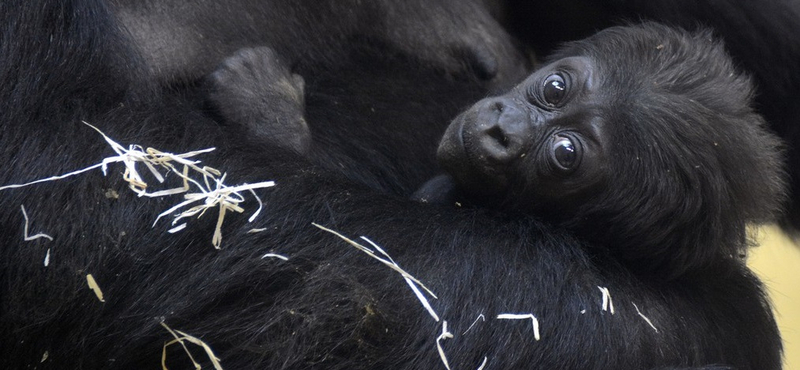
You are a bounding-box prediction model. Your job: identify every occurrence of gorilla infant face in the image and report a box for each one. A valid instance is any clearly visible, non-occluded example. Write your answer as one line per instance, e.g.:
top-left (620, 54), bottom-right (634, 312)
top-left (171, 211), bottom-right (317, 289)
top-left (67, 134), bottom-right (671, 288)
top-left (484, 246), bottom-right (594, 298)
top-left (437, 56), bottom-right (607, 218)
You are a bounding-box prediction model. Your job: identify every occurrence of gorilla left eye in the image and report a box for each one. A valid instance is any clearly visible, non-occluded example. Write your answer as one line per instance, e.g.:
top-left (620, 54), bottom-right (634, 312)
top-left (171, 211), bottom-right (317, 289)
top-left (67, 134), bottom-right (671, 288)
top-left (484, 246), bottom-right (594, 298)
top-left (542, 74), bottom-right (567, 107)
top-left (551, 136), bottom-right (578, 170)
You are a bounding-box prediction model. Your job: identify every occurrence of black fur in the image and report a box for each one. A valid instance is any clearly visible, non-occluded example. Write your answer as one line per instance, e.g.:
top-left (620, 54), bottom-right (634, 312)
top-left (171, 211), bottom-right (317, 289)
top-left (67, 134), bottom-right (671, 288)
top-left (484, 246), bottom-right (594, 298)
top-left (108, 0), bottom-right (529, 89)
top-left (213, 24), bottom-right (786, 281)
top-left (503, 0), bottom-right (800, 234)
top-left (548, 25), bottom-right (785, 276)
top-left (426, 24), bottom-right (785, 279)
top-left (206, 47), bottom-right (311, 155)
top-left (0, 1), bottom-right (783, 370)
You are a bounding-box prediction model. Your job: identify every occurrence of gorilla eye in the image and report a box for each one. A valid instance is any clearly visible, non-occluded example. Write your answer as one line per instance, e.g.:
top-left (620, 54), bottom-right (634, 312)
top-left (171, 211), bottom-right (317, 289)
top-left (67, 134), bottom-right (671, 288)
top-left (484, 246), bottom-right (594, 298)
top-left (551, 136), bottom-right (578, 170)
top-left (543, 74), bottom-right (567, 107)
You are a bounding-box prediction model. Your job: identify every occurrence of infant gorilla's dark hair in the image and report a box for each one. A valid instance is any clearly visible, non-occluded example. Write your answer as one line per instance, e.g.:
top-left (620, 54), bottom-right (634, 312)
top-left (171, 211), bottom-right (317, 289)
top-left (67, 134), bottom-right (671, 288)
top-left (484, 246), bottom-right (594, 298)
top-left (556, 24), bottom-right (785, 276)
top-left (433, 23), bottom-right (785, 279)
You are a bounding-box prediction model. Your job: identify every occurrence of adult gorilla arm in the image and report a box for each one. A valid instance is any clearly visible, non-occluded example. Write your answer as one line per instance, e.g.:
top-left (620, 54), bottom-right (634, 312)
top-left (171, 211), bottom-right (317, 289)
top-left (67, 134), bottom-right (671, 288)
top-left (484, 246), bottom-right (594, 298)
top-left (109, 0), bottom-right (529, 88)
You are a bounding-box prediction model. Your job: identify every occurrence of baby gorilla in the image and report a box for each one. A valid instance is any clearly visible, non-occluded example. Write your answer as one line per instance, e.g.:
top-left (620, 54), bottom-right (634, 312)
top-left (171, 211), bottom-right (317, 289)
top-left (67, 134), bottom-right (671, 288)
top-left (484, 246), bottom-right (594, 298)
top-left (420, 23), bottom-right (784, 278)
top-left (207, 23), bottom-right (784, 279)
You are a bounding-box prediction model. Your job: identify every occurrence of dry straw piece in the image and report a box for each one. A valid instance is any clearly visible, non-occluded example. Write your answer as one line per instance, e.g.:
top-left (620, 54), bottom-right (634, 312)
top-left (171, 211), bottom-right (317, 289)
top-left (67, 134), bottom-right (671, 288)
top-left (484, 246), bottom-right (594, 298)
top-left (1, 121), bottom-right (275, 249)
top-left (476, 356), bottom-right (488, 370)
top-left (496, 313), bottom-right (541, 341)
top-left (20, 205), bottom-right (53, 242)
top-left (598, 286), bottom-right (615, 314)
top-left (160, 321), bottom-right (223, 370)
top-left (86, 274), bottom-right (105, 303)
top-left (261, 253), bottom-right (289, 261)
top-left (632, 302), bottom-right (659, 333)
top-left (312, 223), bottom-right (440, 322)
top-left (436, 321), bottom-right (455, 370)
top-left (312, 224), bottom-right (494, 370)
top-left (462, 313), bottom-right (486, 335)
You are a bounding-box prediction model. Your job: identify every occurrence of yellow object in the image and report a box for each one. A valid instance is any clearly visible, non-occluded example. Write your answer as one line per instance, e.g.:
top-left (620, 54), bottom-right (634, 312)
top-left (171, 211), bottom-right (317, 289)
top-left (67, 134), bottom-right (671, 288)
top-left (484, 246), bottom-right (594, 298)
top-left (749, 226), bottom-right (800, 370)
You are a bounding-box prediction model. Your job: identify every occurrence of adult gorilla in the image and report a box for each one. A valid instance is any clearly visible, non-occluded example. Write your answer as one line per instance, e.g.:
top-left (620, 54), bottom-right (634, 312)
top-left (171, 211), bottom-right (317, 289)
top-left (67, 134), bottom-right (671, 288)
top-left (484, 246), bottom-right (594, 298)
top-left (0, 2), bottom-right (784, 370)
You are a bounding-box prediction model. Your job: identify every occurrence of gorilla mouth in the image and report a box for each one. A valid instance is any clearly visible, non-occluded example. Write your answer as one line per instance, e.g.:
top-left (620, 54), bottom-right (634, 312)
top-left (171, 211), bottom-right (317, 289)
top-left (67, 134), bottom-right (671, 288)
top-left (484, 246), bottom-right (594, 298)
top-left (455, 115), bottom-right (486, 174)
top-left (438, 115), bottom-right (482, 179)
top-left (438, 114), bottom-right (511, 197)
top-left (453, 114), bottom-right (468, 152)
top-left (461, 118), bottom-right (511, 177)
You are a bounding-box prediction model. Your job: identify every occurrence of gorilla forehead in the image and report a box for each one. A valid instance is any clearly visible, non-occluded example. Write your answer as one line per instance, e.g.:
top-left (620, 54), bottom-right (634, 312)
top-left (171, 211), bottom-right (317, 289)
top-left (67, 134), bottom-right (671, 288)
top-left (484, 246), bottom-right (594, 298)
top-left (555, 22), bottom-right (754, 112)
top-left (549, 24), bottom-right (757, 166)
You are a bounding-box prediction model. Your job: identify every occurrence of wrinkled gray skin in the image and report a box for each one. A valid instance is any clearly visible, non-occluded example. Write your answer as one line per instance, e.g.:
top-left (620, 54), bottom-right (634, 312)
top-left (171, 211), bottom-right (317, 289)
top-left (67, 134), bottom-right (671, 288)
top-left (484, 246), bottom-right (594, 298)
top-left (109, 0), bottom-right (529, 88)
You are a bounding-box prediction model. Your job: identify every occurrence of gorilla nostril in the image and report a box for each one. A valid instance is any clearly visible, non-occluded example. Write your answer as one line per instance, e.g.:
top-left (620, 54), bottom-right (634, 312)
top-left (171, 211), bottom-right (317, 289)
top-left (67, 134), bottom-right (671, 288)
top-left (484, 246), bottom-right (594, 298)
top-left (493, 101), bottom-right (504, 112)
top-left (486, 125), bottom-right (510, 148)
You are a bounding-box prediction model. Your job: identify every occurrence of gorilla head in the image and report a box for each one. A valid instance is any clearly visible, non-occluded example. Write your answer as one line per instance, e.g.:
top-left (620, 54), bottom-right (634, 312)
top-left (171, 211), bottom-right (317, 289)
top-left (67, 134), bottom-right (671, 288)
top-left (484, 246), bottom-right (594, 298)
top-left (434, 23), bottom-right (785, 278)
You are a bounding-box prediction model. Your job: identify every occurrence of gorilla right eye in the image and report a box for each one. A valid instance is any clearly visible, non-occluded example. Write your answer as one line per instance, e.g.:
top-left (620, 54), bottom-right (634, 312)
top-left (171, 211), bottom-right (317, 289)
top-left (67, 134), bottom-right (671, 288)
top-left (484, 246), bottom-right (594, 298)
top-left (552, 135), bottom-right (578, 170)
top-left (543, 74), bottom-right (567, 107)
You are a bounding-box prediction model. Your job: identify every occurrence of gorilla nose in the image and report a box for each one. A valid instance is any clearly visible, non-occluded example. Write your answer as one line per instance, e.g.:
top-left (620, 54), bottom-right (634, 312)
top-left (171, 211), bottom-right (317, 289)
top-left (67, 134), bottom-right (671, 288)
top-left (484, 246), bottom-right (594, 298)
top-left (475, 98), bottom-right (530, 163)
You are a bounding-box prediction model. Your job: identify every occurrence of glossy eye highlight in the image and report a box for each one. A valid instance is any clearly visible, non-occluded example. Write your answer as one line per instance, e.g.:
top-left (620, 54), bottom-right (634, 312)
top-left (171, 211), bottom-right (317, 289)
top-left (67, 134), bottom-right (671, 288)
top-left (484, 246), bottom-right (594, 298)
top-left (542, 74), bottom-right (567, 107)
top-left (551, 135), bottom-right (578, 170)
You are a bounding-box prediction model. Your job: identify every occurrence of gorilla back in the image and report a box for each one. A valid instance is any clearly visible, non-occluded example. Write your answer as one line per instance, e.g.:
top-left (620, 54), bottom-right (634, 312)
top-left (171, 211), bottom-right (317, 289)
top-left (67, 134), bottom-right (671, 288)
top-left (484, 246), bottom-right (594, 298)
top-left (0, 1), bottom-right (782, 369)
